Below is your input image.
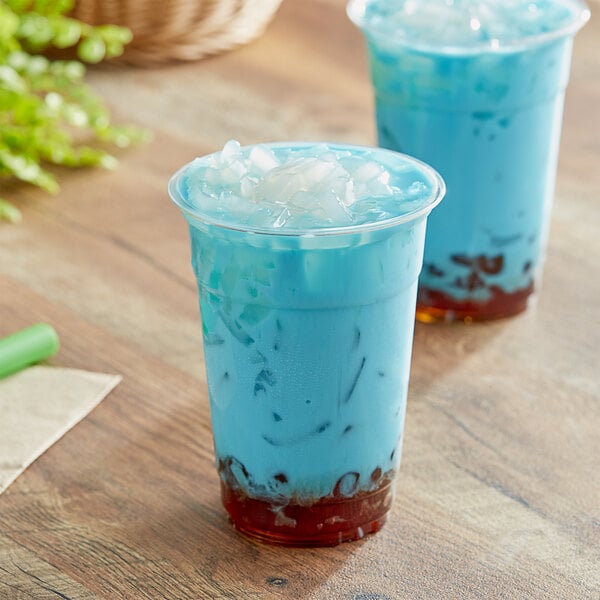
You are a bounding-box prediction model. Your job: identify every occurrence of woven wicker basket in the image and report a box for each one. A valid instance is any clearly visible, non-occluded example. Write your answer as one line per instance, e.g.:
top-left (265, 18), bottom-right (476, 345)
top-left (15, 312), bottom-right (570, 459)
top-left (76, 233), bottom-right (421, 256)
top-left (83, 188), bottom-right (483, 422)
top-left (71, 0), bottom-right (283, 64)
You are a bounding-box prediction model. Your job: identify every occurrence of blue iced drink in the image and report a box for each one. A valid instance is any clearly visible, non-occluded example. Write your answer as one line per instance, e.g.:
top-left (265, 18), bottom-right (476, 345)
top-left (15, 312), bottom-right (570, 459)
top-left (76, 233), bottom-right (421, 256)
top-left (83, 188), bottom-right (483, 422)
top-left (348, 0), bottom-right (589, 321)
top-left (169, 141), bottom-right (444, 546)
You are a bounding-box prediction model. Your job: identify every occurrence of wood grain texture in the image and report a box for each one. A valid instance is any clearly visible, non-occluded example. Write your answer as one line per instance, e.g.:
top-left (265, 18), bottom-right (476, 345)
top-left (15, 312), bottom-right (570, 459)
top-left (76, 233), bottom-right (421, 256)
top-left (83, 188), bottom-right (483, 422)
top-left (1, 0), bottom-right (599, 598)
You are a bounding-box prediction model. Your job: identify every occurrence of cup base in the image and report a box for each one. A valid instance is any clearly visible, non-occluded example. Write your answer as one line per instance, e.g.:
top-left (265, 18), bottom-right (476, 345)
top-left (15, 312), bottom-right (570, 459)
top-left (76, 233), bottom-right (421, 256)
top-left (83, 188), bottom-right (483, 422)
top-left (416, 282), bottom-right (534, 323)
top-left (220, 479), bottom-right (394, 547)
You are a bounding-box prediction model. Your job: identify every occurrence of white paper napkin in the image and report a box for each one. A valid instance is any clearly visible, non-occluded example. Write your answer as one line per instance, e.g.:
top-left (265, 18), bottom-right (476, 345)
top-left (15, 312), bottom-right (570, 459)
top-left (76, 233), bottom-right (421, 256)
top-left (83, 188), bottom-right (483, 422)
top-left (0, 365), bottom-right (121, 494)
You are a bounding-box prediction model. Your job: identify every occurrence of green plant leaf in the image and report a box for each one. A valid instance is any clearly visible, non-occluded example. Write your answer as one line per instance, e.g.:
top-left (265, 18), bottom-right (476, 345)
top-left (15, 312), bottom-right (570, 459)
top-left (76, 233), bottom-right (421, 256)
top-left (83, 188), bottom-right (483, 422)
top-left (0, 199), bottom-right (22, 223)
top-left (0, 5), bottom-right (19, 41)
top-left (0, 0), bottom-right (145, 222)
top-left (51, 16), bottom-right (81, 48)
top-left (0, 65), bottom-right (26, 92)
top-left (18, 13), bottom-right (54, 49)
top-left (77, 35), bottom-right (106, 63)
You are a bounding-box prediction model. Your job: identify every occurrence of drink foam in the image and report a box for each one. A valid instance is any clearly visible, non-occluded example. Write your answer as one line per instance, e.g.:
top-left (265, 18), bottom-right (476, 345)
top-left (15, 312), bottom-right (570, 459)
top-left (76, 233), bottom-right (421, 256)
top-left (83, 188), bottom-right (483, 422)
top-left (177, 141), bottom-right (441, 231)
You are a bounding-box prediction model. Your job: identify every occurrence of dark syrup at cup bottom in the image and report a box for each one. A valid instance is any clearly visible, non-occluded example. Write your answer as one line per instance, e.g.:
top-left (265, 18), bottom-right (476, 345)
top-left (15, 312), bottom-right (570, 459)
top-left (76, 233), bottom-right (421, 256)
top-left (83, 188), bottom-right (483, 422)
top-left (219, 459), bottom-right (395, 547)
top-left (417, 254), bottom-right (535, 322)
top-left (416, 281), bottom-right (535, 323)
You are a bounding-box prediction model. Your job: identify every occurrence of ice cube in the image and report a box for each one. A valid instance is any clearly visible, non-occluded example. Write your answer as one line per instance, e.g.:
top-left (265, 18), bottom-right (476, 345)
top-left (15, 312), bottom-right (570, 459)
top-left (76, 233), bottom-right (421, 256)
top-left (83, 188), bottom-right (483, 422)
top-left (255, 169), bottom-right (306, 208)
top-left (248, 146), bottom-right (280, 173)
top-left (203, 166), bottom-right (222, 187)
top-left (273, 206), bottom-right (292, 228)
top-left (245, 206), bottom-right (277, 228)
top-left (219, 165), bottom-right (243, 187)
top-left (353, 160), bottom-right (387, 183)
top-left (234, 158), bottom-right (250, 175)
top-left (240, 175), bottom-right (258, 199)
top-left (407, 180), bottom-right (427, 197)
top-left (314, 180), bottom-right (354, 223)
top-left (221, 139), bottom-right (242, 162)
top-left (338, 154), bottom-right (367, 174)
top-left (287, 190), bottom-right (317, 209)
top-left (300, 159), bottom-right (337, 185)
top-left (354, 176), bottom-right (395, 200)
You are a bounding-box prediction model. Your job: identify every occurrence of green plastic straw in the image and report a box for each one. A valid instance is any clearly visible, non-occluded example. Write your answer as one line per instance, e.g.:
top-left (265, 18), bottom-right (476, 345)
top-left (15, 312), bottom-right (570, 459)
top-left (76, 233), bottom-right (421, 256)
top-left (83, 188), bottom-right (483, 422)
top-left (0, 323), bottom-right (60, 379)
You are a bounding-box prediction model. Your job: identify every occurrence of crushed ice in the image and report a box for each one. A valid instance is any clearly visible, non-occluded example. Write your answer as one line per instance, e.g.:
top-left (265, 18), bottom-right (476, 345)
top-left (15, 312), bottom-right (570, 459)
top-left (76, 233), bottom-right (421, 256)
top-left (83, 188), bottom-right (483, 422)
top-left (185, 141), bottom-right (431, 229)
top-left (358, 0), bottom-right (579, 49)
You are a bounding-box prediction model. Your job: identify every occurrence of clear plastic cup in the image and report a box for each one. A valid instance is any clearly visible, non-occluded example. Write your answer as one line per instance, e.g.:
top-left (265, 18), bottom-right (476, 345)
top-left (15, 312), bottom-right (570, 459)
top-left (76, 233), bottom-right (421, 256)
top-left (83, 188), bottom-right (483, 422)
top-left (169, 142), bottom-right (444, 546)
top-left (348, 0), bottom-right (590, 321)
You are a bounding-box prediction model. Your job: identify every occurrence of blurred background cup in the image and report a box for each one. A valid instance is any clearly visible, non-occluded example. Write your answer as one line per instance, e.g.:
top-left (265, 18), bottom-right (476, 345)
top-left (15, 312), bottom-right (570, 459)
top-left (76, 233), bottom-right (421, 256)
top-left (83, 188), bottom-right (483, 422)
top-left (169, 142), bottom-right (444, 546)
top-left (348, 0), bottom-right (590, 322)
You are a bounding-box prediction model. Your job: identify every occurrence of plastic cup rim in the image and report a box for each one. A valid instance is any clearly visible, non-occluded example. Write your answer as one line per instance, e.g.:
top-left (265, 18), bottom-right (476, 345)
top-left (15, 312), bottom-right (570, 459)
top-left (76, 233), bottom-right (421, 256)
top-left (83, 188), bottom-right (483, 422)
top-left (346, 0), bottom-right (591, 56)
top-left (168, 141), bottom-right (446, 238)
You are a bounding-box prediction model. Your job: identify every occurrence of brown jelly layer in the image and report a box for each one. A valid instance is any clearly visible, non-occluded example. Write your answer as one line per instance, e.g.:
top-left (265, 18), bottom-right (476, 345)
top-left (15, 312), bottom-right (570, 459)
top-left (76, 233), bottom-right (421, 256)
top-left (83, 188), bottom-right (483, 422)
top-left (416, 282), bottom-right (535, 323)
top-left (220, 478), bottom-right (394, 547)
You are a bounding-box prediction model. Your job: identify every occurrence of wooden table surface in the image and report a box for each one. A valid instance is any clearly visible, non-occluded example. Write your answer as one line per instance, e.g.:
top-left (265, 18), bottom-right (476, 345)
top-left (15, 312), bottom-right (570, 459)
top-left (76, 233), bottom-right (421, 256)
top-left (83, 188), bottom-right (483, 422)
top-left (1, 1), bottom-right (599, 598)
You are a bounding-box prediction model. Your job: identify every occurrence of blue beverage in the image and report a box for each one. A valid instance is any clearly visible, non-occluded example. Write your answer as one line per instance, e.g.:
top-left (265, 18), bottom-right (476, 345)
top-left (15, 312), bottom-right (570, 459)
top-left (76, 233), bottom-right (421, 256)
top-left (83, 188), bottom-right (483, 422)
top-left (169, 142), bottom-right (444, 546)
top-left (349, 0), bottom-right (590, 321)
